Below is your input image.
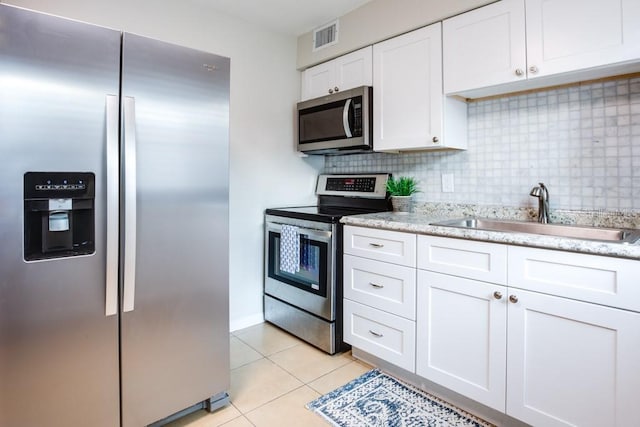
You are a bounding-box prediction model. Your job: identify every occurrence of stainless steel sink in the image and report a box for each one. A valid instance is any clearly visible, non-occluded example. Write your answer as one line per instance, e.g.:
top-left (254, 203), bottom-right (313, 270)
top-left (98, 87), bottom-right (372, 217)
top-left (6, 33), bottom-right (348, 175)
top-left (431, 217), bottom-right (640, 244)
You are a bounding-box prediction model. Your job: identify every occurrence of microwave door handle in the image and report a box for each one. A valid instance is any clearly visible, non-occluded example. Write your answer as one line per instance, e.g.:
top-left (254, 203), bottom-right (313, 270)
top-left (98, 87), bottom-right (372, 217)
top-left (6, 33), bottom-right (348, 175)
top-left (342, 98), bottom-right (353, 138)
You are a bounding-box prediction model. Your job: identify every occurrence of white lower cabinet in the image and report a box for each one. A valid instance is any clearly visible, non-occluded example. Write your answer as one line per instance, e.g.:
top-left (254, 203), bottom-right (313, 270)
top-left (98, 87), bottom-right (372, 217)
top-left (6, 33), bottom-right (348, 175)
top-left (506, 288), bottom-right (640, 427)
top-left (416, 270), bottom-right (507, 412)
top-left (345, 227), bottom-right (640, 426)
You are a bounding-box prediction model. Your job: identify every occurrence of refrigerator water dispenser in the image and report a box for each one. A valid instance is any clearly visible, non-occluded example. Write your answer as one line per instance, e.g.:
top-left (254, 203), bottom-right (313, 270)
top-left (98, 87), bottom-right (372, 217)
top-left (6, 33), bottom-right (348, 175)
top-left (23, 172), bottom-right (96, 261)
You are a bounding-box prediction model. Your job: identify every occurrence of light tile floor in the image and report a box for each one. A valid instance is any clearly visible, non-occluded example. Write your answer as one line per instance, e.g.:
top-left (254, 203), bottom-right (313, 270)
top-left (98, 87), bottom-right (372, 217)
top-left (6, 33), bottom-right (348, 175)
top-left (167, 322), bottom-right (372, 427)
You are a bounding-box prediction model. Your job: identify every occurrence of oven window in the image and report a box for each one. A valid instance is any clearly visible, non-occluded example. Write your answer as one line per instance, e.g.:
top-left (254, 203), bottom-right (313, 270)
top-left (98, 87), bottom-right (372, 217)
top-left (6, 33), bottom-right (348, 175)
top-left (267, 231), bottom-right (328, 297)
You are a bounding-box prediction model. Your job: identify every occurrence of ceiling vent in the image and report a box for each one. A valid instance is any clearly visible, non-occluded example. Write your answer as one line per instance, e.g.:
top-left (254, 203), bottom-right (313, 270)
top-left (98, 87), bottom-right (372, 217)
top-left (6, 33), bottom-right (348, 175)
top-left (313, 20), bottom-right (339, 51)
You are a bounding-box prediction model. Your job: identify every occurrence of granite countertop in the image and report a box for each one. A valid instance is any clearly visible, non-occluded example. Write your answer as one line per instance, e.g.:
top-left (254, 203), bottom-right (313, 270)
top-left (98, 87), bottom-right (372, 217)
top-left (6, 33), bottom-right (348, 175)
top-left (341, 211), bottom-right (640, 261)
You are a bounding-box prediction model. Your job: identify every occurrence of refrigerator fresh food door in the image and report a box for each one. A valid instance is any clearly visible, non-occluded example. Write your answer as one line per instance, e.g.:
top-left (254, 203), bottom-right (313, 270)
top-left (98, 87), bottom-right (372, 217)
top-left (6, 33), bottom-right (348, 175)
top-left (0, 5), bottom-right (121, 427)
top-left (120, 33), bottom-right (230, 427)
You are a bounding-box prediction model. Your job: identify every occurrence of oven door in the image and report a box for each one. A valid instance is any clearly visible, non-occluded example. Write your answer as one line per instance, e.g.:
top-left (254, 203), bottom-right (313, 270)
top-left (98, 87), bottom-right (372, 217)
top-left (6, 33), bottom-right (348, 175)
top-left (264, 216), bottom-right (335, 321)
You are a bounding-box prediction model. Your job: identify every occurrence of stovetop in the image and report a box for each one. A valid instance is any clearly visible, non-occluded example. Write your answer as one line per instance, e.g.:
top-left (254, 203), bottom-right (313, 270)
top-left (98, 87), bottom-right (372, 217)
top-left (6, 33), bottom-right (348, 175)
top-left (265, 205), bottom-right (386, 224)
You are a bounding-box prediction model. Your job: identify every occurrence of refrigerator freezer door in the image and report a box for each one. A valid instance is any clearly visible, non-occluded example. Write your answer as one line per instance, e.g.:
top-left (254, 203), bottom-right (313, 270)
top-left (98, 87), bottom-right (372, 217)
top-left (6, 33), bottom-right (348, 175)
top-left (0, 5), bottom-right (121, 427)
top-left (120, 33), bottom-right (230, 427)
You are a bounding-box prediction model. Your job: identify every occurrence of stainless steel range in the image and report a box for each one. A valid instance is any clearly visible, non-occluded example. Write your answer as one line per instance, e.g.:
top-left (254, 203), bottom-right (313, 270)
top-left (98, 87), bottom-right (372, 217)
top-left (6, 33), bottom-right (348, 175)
top-left (264, 174), bottom-right (391, 354)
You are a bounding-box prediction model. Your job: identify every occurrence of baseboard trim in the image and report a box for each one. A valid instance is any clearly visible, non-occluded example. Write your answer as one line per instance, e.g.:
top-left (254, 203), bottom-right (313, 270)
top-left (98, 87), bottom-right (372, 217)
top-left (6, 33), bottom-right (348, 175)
top-left (230, 313), bottom-right (264, 332)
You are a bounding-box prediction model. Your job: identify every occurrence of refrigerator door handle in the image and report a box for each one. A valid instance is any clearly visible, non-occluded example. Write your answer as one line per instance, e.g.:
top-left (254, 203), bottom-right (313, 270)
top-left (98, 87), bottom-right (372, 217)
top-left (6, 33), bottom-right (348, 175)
top-left (122, 96), bottom-right (137, 313)
top-left (105, 95), bottom-right (119, 317)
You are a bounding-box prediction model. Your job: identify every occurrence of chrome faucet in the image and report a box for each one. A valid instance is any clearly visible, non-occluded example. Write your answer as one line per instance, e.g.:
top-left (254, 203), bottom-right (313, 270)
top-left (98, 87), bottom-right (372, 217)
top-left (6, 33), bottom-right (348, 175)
top-left (529, 182), bottom-right (550, 224)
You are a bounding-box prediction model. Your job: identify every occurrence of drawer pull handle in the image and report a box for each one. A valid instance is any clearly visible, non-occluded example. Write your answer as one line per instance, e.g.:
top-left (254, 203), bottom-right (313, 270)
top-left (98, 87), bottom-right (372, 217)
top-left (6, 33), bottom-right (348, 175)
top-left (369, 330), bottom-right (384, 338)
top-left (369, 282), bottom-right (384, 289)
top-left (369, 243), bottom-right (384, 248)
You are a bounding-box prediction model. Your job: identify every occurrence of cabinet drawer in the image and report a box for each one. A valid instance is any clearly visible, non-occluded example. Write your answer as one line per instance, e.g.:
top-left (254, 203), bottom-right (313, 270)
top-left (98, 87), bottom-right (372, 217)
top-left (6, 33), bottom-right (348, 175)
top-left (417, 235), bottom-right (507, 284)
top-left (343, 255), bottom-right (416, 320)
top-left (508, 246), bottom-right (640, 312)
top-left (344, 226), bottom-right (416, 267)
top-left (343, 299), bottom-right (416, 372)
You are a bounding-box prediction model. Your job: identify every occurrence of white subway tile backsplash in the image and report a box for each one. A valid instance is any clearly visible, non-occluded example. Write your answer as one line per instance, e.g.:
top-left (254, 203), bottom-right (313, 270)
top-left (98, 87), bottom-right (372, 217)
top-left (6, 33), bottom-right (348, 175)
top-left (324, 77), bottom-right (640, 212)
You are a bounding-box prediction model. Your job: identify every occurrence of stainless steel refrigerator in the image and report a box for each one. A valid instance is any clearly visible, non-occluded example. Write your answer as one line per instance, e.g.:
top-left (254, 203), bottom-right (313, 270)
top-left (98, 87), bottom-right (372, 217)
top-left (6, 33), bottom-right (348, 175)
top-left (0, 5), bottom-right (230, 426)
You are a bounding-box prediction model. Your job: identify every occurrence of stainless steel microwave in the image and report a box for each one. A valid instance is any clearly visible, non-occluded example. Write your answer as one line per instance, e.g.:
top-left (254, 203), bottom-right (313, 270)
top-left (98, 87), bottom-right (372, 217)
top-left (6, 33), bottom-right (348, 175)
top-left (297, 86), bottom-right (372, 155)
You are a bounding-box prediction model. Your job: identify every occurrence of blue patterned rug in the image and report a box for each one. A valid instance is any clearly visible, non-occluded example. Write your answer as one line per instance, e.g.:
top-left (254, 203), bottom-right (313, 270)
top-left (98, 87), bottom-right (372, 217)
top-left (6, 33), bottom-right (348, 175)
top-left (307, 369), bottom-right (494, 427)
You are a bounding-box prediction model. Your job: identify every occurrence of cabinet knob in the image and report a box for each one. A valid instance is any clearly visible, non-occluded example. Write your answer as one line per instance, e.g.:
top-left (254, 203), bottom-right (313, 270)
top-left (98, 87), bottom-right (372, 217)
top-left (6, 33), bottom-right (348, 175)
top-left (334, 86), bottom-right (339, 92)
top-left (493, 291), bottom-right (503, 300)
top-left (515, 68), bottom-right (524, 77)
top-left (509, 295), bottom-right (519, 304)
top-left (432, 136), bottom-right (439, 143)
top-left (529, 65), bottom-right (538, 74)
top-left (328, 88), bottom-right (334, 94)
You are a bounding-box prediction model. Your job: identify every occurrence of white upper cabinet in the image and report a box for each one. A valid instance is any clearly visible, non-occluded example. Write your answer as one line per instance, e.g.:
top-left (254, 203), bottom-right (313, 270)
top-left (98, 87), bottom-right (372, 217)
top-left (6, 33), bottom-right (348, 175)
top-left (443, 0), bottom-right (526, 95)
top-left (444, 0), bottom-right (640, 98)
top-left (300, 46), bottom-right (372, 101)
top-left (526, 0), bottom-right (640, 78)
top-left (373, 23), bottom-right (467, 152)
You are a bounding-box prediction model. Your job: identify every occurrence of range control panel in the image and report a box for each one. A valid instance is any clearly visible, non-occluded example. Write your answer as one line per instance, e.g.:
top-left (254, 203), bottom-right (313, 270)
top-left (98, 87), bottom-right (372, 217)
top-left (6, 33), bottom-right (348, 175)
top-left (316, 174), bottom-right (389, 199)
top-left (325, 177), bottom-right (376, 193)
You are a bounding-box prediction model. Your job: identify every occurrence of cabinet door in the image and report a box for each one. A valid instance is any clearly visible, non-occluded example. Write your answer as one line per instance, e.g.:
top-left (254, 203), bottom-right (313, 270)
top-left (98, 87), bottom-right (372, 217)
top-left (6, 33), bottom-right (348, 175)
top-left (301, 47), bottom-right (372, 101)
top-left (526, 0), bottom-right (640, 78)
top-left (373, 23), bottom-right (443, 151)
top-left (301, 61), bottom-right (335, 100)
top-left (443, 0), bottom-right (526, 94)
top-left (334, 46), bottom-right (372, 94)
top-left (416, 271), bottom-right (507, 412)
top-left (507, 289), bottom-right (640, 427)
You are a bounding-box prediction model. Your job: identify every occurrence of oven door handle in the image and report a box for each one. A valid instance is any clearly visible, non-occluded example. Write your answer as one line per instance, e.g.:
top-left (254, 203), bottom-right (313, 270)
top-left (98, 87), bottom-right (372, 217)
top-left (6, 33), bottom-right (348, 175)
top-left (266, 222), bottom-right (332, 242)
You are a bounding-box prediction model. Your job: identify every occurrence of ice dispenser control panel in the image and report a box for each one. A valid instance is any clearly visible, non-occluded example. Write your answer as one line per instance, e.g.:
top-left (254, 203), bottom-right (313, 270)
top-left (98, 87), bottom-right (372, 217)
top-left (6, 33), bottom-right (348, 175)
top-left (23, 172), bottom-right (95, 261)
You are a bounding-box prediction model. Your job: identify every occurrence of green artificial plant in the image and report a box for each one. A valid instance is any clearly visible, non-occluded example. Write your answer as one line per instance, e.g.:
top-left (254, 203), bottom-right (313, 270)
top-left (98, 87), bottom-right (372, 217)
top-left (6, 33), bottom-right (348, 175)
top-left (386, 176), bottom-right (420, 196)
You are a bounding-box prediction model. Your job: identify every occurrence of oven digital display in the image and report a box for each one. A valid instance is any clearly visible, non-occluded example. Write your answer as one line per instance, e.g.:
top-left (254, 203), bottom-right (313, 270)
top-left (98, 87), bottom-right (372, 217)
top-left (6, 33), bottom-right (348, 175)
top-left (325, 177), bottom-right (376, 192)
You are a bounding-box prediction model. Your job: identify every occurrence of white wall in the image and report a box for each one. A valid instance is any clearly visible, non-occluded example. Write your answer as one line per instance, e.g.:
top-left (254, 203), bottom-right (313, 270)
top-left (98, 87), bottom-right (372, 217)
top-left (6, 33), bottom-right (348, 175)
top-left (3, 0), bottom-right (323, 331)
top-left (296, 0), bottom-right (493, 69)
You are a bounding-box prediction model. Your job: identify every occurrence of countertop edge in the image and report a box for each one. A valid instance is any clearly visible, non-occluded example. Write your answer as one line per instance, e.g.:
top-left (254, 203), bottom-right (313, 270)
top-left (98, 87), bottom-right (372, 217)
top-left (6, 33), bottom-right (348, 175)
top-left (341, 213), bottom-right (640, 261)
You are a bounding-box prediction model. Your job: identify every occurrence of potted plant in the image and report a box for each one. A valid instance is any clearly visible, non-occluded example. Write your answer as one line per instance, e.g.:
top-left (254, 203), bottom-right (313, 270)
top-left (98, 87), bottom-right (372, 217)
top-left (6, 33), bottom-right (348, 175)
top-left (386, 176), bottom-right (419, 213)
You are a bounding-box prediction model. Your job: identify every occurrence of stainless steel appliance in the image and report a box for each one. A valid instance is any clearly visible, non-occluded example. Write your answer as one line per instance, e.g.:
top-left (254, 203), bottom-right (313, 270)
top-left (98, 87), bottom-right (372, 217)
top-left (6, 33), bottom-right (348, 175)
top-left (297, 86), bottom-right (373, 155)
top-left (0, 5), bottom-right (230, 427)
top-left (264, 174), bottom-right (390, 354)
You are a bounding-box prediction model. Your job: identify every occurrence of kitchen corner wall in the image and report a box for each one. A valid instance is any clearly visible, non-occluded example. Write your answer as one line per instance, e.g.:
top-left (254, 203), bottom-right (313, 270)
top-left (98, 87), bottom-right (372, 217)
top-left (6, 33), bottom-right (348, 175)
top-left (325, 76), bottom-right (640, 212)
